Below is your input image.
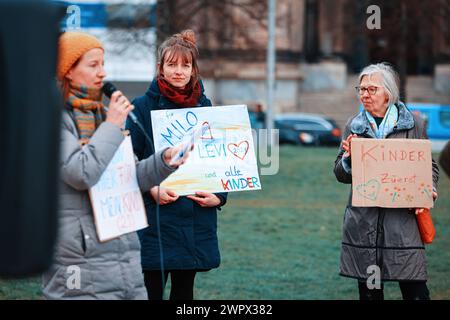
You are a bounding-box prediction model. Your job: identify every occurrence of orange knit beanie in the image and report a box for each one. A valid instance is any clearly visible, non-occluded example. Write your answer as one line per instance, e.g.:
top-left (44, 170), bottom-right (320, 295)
top-left (57, 31), bottom-right (104, 81)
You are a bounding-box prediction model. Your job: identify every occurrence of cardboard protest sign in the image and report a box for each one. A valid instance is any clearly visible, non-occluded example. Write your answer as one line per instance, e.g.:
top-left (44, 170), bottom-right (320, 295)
top-left (351, 138), bottom-right (433, 208)
top-left (151, 105), bottom-right (261, 195)
top-left (89, 136), bottom-right (148, 242)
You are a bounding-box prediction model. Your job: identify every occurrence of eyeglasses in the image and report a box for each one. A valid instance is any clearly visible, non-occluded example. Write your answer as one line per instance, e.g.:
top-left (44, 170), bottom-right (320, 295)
top-left (355, 86), bottom-right (381, 96)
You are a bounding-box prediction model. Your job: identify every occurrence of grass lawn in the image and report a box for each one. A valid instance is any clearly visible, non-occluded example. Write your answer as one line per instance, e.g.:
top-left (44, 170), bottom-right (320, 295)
top-left (1, 146), bottom-right (449, 300)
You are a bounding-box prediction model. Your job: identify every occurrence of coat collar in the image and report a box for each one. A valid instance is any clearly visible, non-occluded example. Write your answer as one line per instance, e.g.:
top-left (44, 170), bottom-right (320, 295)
top-left (350, 101), bottom-right (414, 137)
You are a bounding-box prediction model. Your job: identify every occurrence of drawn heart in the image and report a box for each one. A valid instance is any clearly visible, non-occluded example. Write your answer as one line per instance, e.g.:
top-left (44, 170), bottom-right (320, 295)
top-left (228, 141), bottom-right (249, 160)
top-left (356, 179), bottom-right (380, 201)
top-left (200, 121), bottom-right (214, 140)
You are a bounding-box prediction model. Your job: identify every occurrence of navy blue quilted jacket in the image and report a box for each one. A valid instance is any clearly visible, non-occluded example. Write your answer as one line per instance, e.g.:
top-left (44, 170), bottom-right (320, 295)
top-left (126, 79), bottom-right (227, 271)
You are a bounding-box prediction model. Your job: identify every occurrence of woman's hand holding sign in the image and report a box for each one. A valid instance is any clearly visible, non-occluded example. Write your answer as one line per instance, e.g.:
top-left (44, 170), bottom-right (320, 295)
top-left (152, 143), bottom-right (193, 205)
top-left (187, 192), bottom-right (221, 207)
top-left (163, 143), bottom-right (193, 168)
top-left (342, 134), bottom-right (358, 158)
top-left (415, 191), bottom-right (438, 215)
top-left (150, 186), bottom-right (179, 205)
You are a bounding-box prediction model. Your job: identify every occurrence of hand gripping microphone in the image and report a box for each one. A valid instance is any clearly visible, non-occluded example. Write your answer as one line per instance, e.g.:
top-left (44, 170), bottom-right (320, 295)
top-left (102, 81), bottom-right (138, 124)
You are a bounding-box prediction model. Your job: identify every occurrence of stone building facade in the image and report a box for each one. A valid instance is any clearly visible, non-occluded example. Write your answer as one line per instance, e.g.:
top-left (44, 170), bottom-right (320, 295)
top-left (157, 0), bottom-right (450, 112)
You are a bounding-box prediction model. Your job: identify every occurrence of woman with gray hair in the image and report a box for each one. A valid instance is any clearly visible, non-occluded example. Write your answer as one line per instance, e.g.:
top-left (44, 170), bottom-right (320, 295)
top-left (334, 62), bottom-right (439, 300)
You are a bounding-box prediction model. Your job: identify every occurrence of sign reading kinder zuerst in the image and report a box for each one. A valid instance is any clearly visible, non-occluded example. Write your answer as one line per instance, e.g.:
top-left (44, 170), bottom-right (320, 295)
top-left (351, 138), bottom-right (434, 208)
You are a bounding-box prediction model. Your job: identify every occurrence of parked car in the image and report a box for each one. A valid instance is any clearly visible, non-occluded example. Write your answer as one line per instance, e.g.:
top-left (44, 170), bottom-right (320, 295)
top-left (274, 113), bottom-right (342, 146)
top-left (406, 103), bottom-right (450, 141)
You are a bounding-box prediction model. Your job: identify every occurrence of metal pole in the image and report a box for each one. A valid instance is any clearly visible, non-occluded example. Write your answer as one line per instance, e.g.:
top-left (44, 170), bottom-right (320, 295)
top-left (266, 0), bottom-right (276, 145)
top-left (398, 0), bottom-right (408, 102)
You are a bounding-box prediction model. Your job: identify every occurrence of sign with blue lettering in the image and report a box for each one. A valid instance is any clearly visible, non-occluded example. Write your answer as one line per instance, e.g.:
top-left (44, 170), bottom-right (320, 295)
top-left (89, 136), bottom-right (148, 242)
top-left (151, 105), bottom-right (262, 195)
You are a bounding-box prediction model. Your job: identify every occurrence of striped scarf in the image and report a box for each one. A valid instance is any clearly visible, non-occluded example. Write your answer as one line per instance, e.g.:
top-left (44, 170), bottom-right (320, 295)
top-left (66, 83), bottom-right (106, 145)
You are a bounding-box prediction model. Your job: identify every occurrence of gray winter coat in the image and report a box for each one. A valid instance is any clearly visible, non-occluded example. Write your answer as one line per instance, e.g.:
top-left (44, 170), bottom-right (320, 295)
top-left (42, 110), bottom-right (175, 299)
top-left (334, 102), bottom-right (439, 282)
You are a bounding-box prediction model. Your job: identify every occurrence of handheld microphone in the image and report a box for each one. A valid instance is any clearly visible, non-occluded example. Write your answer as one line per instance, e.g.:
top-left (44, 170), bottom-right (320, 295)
top-left (102, 82), bottom-right (138, 123)
top-left (102, 81), bottom-right (156, 155)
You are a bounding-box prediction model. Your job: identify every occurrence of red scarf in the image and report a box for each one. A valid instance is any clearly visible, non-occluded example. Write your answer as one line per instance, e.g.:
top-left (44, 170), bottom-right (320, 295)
top-left (157, 78), bottom-right (201, 107)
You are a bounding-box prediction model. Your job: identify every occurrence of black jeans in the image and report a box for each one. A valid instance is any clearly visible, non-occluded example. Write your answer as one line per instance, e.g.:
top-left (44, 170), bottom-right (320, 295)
top-left (143, 270), bottom-right (197, 300)
top-left (358, 280), bottom-right (430, 300)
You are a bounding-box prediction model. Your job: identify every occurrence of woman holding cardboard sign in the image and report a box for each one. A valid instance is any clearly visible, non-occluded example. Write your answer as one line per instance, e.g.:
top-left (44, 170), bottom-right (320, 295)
top-left (42, 32), bottom-right (188, 300)
top-left (126, 30), bottom-right (228, 300)
top-left (334, 62), bottom-right (439, 300)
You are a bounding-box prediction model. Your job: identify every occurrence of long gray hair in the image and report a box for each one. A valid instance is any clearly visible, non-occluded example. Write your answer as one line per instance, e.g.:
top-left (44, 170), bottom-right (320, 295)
top-left (358, 62), bottom-right (400, 106)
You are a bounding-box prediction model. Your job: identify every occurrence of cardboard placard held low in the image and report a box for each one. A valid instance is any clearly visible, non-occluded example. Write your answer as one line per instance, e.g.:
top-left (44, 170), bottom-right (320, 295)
top-left (89, 136), bottom-right (148, 242)
top-left (351, 138), bottom-right (433, 208)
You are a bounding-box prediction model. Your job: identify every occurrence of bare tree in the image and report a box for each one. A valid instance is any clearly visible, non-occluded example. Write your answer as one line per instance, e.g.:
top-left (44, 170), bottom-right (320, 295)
top-left (103, 1), bottom-right (157, 56)
top-left (343, 0), bottom-right (450, 102)
top-left (156, 0), bottom-right (268, 58)
top-left (100, 0), bottom-right (270, 60)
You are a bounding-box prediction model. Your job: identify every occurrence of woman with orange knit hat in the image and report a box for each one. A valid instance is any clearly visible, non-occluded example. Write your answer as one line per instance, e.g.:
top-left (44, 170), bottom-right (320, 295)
top-left (42, 31), bottom-right (188, 299)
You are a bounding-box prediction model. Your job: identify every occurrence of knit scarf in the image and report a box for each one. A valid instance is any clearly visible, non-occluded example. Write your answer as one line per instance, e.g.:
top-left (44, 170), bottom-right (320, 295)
top-left (66, 83), bottom-right (105, 145)
top-left (157, 77), bottom-right (201, 107)
top-left (365, 104), bottom-right (398, 139)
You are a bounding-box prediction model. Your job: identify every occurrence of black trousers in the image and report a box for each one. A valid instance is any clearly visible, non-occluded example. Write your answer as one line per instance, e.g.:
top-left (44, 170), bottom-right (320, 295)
top-left (143, 270), bottom-right (197, 300)
top-left (358, 281), bottom-right (430, 300)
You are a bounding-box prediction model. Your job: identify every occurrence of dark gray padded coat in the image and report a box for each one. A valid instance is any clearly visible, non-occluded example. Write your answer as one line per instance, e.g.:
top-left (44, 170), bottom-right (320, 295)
top-left (334, 102), bottom-right (439, 281)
